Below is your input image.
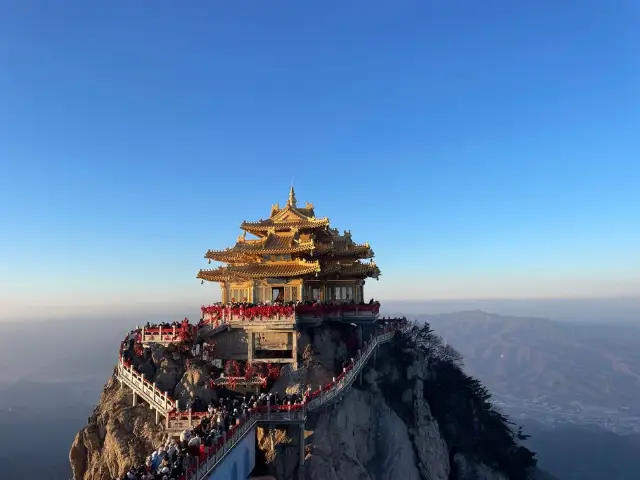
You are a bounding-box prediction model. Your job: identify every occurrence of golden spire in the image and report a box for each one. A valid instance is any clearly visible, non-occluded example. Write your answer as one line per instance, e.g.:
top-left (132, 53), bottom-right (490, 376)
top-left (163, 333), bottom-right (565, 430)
top-left (287, 186), bottom-right (297, 207)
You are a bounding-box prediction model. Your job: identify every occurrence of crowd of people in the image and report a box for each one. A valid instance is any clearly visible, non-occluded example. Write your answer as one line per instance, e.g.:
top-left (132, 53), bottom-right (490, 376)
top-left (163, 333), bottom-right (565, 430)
top-left (120, 392), bottom-right (305, 480)
top-left (200, 298), bottom-right (381, 324)
top-left (201, 298), bottom-right (380, 312)
top-left (142, 318), bottom-right (192, 331)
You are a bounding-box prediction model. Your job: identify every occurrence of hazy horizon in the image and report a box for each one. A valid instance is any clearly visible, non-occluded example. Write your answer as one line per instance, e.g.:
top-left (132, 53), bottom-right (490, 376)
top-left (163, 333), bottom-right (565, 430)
top-left (2, 296), bottom-right (639, 324)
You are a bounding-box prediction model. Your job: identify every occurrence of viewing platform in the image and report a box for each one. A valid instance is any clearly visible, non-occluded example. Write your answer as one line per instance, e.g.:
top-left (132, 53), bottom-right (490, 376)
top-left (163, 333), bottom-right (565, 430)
top-left (140, 324), bottom-right (198, 344)
top-left (201, 302), bottom-right (380, 330)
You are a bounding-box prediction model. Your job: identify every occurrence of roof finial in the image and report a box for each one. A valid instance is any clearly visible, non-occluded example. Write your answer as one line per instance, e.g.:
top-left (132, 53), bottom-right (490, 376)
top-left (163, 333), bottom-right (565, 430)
top-left (288, 185), bottom-right (297, 207)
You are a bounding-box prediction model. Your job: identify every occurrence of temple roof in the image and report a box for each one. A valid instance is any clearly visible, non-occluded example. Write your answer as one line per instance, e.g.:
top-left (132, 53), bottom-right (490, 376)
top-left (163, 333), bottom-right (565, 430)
top-left (320, 260), bottom-right (381, 279)
top-left (206, 231), bottom-right (316, 259)
top-left (199, 188), bottom-right (379, 283)
top-left (205, 229), bottom-right (374, 264)
top-left (198, 259), bottom-right (321, 282)
top-left (314, 236), bottom-right (374, 258)
top-left (240, 188), bottom-right (329, 235)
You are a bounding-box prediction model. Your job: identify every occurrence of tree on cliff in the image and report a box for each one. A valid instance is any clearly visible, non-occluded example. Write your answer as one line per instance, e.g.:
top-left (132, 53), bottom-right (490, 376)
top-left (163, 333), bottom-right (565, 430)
top-left (397, 322), bottom-right (538, 480)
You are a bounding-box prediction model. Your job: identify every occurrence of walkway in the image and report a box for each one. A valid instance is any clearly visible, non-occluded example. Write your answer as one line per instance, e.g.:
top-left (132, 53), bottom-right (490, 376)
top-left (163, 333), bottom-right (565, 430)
top-left (115, 321), bottom-right (405, 480)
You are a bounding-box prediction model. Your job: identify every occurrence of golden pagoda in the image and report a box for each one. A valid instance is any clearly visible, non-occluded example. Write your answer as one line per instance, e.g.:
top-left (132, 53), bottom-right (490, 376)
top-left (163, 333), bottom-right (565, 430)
top-left (198, 187), bottom-right (380, 306)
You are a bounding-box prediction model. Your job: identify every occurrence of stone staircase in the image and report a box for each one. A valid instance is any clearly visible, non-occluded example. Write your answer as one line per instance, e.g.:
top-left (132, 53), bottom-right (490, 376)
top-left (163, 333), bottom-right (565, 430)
top-left (117, 359), bottom-right (176, 416)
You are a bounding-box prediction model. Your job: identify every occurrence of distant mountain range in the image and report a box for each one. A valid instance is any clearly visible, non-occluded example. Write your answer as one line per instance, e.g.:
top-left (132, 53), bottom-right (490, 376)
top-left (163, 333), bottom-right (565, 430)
top-left (402, 310), bottom-right (640, 480)
top-left (411, 310), bottom-right (640, 414)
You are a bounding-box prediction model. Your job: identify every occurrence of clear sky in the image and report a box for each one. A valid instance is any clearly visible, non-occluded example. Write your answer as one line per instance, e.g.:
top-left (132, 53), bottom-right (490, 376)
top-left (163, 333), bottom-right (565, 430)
top-left (1, 1), bottom-right (639, 319)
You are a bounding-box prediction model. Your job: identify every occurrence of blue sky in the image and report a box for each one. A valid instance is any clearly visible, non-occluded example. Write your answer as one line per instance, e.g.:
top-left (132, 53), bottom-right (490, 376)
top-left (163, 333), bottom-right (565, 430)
top-left (1, 1), bottom-right (639, 318)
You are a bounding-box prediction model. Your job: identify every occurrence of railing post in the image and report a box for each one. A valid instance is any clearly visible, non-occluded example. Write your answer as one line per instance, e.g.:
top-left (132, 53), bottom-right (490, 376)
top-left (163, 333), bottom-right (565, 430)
top-left (173, 325), bottom-right (177, 337)
top-left (165, 391), bottom-right (169, 412)
top-left (140, 373), bottom-right (145, 391)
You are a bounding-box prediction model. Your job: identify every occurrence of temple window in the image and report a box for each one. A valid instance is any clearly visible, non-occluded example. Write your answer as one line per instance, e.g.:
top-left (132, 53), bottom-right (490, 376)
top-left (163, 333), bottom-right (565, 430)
top-left (327, 285), bottom-right (354, 302)
top-left (231, 288), bottom-right (248, 302)
top-left (272, 287), bottom-right (285, 303)
top-left (346, 285), bottom-right (354, 301)
top-left (311, 287), bottom-right (321, 301)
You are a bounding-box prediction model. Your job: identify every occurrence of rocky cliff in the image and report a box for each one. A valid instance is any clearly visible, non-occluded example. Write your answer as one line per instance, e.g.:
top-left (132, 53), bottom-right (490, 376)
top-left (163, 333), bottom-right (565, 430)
top-left (70, 323), bottom-right (548, 480)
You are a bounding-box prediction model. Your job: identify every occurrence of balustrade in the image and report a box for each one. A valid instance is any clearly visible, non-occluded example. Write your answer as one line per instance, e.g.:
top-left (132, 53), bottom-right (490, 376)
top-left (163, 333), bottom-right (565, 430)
top-left (117, 358), bottom-right (176, 414)
top-left (201, 302), bottom-right (381, 327)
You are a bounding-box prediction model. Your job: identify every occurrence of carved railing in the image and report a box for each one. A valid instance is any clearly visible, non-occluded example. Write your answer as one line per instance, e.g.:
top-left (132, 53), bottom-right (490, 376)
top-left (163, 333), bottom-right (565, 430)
top-left (117, 358), bottom-right (176, 415)
top-left (201, 302), bottom-right (381, 326)
top-left (211, 376), bottom-right (267, 388)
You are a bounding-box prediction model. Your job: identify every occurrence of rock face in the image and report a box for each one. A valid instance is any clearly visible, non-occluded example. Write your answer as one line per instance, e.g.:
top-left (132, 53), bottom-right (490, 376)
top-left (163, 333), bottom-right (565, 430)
top-left (69, 350), bottom-right (214, 480)
top-left (70, 325), bottom-right (542, 480)
top-left (255, 358), bottom-right (506, 480)
top-left (304, 388), bottom-right (441, 480)
top-left (69, 374), bottom-right (165, 480)
top-left (253, 328), bottom-right (512, 480)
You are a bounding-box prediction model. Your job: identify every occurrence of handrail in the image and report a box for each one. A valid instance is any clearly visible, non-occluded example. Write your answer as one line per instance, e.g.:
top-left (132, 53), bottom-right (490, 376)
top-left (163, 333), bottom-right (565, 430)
top-left (305, 328), bottom-right (395, 411)
top-left (201, 302), bottom-right (381, 325)
top-left (212, 376), bottom-right (267, 387)
top-left (115, 320), bottom-right (406, 480)
top-left (187, 407), bottom-right (307, 479)
top-left (117, 358), bottom-right (176, 414)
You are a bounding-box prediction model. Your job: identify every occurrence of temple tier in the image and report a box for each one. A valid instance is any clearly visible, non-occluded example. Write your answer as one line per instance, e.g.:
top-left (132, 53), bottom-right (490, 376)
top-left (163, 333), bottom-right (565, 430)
top-left (197, 186), bottom-right (380, 308)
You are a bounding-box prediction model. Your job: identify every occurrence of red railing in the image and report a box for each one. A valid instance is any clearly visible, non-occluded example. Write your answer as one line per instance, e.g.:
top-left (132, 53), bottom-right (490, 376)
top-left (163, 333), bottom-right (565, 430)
top-left (201, 302), bottom-right (381, 322)
top-left (141, 323), bottom-right (198, 343)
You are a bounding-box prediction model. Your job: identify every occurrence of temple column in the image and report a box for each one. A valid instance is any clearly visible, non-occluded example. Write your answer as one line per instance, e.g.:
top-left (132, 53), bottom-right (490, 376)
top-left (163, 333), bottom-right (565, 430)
top-left (357, 325), bottom-right (363, 349)
top-left (248, 332), bottom-right (255, 363)
top-left (292, 331), bottom-right (298, 369)
top-left (132, 392), bottom-right (138, 407)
